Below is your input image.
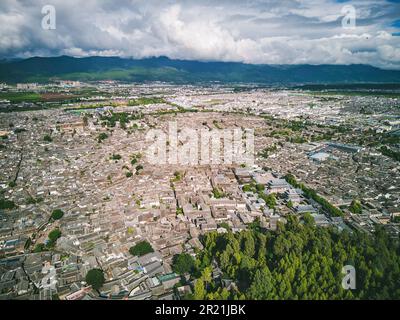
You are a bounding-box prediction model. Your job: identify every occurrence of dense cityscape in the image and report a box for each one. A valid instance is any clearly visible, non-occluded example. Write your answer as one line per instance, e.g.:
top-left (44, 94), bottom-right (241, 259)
top-left (1, 0), bottom-right (400, 304)
top-left (0, 81), bottom-right (399, 300)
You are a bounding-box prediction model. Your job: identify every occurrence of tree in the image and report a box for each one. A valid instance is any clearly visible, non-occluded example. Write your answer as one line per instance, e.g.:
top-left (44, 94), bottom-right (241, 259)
top-left (256, 184), bottom-right (265, 192)
top-left (218, 222), bottom-right (231, 231)
top-left (194, 279), bottom-right (206, 300)
top-left (349, 199), bottom-right (362, 214)
top-left (242, 232), bottom-right (256, 257)
top-left (48, 229), bottom-right (61, 246)
top-left (97, 132), bottom-right (108, 142)
top-left (129, 241), bottom-right (154, 256)
top-left (43, 134), bottom-right (52, 142)
top-left (247, 267), bottom-right (276, 299)
top-left (189, 203), bottom-right (400, 300)
top-left (172, 253), bottom-right (196, 275)
top-left (51, 209), bottom-right (64, 220)
top-left (172, 171), bottom-right (182, 182)
top-left (85, 269), bottom-right (105, 291)
top-left (0, 198), bottom-right (16, 210)
top-left (265, 194), bottom-right (277, 209)
top-left (24, 237), bottom-right (32, 250)
top-left (33, 243), bottom-right (46, 253)
top-left (242, 184), bottom-right (255, 193)
top-left (201, 267), bottom-right (212, 285)
top-left (8, 181), bottom-right (16, 188)
top-left (125, 171), bottom-right (133, 178)
top-left (303, 212), bottom-right (315, 226)
top-left (110, 153), bottom-right (121, 160)
top-left (212, 188), bottom-right (226, 199)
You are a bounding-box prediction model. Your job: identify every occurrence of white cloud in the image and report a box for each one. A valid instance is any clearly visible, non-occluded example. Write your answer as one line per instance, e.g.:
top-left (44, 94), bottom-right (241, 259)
top-left (0, 0), bottom-right (399, 69)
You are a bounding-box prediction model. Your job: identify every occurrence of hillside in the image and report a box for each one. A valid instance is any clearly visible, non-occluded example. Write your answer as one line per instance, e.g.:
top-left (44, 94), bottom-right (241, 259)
top-left (1, 56), bottom-right (400, 84)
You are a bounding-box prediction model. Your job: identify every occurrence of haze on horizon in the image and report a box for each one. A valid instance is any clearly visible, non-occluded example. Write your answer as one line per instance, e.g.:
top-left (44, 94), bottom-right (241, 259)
top-left (0, 0), bottom-right (400, 69)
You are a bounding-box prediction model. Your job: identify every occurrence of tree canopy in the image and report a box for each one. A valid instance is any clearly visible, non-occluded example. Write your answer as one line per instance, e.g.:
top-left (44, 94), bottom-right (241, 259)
top-left (43, 134), bottom-right (52, 142)
top-left (97, 132), bottom-right (108, 142)
top-left (172, 253), bottom-right (196, 275)
top-left (129, 241), bottom-right (154, 256)
top-left (0, 198), bottom-right (16, 210)
top-left (51, 209), bottom-right (64, 220)
top-left (85, 269), bottom-right (105, 291)
top-left (189, 215), bottom-right (400, 300)
top-left (349, 199), bottom-right (362, 214)
top-left (48, 229), bottom-right (61, 246)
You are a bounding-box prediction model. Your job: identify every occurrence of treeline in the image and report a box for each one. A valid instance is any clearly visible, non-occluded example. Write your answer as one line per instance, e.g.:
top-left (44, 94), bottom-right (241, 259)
top-left (100, 111), bottom-right (142, 128)
top-left (380, 146), bottom-right (400, 162)
top-left (128, 97), bottom-right (165, 106)
top-left (186, 215), bottom-right (400, 300)
top-left (284, 174), bottom-right (343, 217)
top-left (0, 198), bottom-right (16, 210)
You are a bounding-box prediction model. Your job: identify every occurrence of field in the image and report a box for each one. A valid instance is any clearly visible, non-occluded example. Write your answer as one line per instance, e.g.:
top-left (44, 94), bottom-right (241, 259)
top-left (0, 92), bottom-right (42, 103)
top-left (0, 88), bottom-right (109, 105)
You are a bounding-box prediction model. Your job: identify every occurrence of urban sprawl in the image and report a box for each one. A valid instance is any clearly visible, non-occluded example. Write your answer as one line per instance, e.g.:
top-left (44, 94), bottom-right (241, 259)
top-left (0, 81), bottom-right (399, 300)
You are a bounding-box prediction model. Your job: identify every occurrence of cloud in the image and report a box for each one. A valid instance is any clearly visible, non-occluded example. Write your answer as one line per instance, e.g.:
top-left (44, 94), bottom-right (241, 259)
top-left (0, 0), bottom-right (399, 69)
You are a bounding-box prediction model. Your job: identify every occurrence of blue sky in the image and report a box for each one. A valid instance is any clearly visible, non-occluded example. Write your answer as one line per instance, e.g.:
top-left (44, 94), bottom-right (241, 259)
top-left (391, 19), bottom-right (400, 28)
top-left (0, 0), bottom-right (399, 69)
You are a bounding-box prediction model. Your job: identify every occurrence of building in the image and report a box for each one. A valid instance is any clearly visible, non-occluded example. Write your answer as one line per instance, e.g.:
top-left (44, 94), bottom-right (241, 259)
top-left (267, 179), bottom-right (290, 194)
top-left (309, 152), bottom-right (337, 163)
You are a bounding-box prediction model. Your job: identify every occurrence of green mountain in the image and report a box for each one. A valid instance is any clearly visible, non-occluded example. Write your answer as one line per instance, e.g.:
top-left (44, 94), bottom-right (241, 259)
top-left (1, 55), bottom-right (400, 84)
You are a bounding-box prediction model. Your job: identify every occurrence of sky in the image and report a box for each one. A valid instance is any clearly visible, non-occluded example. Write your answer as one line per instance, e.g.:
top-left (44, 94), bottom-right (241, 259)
top-left (0, 0), bottom-right (399, 69)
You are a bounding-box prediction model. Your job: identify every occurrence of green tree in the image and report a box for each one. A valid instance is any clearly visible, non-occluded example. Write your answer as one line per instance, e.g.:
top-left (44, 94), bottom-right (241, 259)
top-left (201, 267), bottom-right (212, 285)
top-left (265, 194), bottom-right (277, 209)
top-left (218, 222), bottom-right (231, 231)
top-left (242, 232), bottom-right (256, 257)
top-left (194, 279), bottom-right (206, 300)
top-left (97, 132), bottom-right (108, 142)
top-left (191, 208), bottom-right (400, 300)
top-left (349, 199), bottom-right (362, 214)
top-left (0, 198), bottom-right (16, 210)
top-left (110, 153), bottom-right (121, 160)
top-left (43, 134), bottom-right (52, 142)
top-left (8, 181), bottom-right (16, 188)
top-left (47, 229), bottom-right (61, 247)
top-left (212, 188), bottom-right (225, 199)
top-left (247, 267), bottom-right (276, 299)
top-left (51, 209), bottom-right (64, 220)
top-left (256, 184), bottom-right (265, 192)
top-left (33, 243), bottom-right (46, 253)
top-left (172, 253), bottom-right (196, 275)
top-left (303, 212), bottom-right (315, 227)
top-left (85, 269), bottom-right (105, 291)
top-left (129, 241), bottom-right (154, 256)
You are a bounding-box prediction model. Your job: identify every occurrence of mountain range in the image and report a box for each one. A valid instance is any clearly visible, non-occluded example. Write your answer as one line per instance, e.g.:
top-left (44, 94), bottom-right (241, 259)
top-left (1, 56), bottom-right (400, 85)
